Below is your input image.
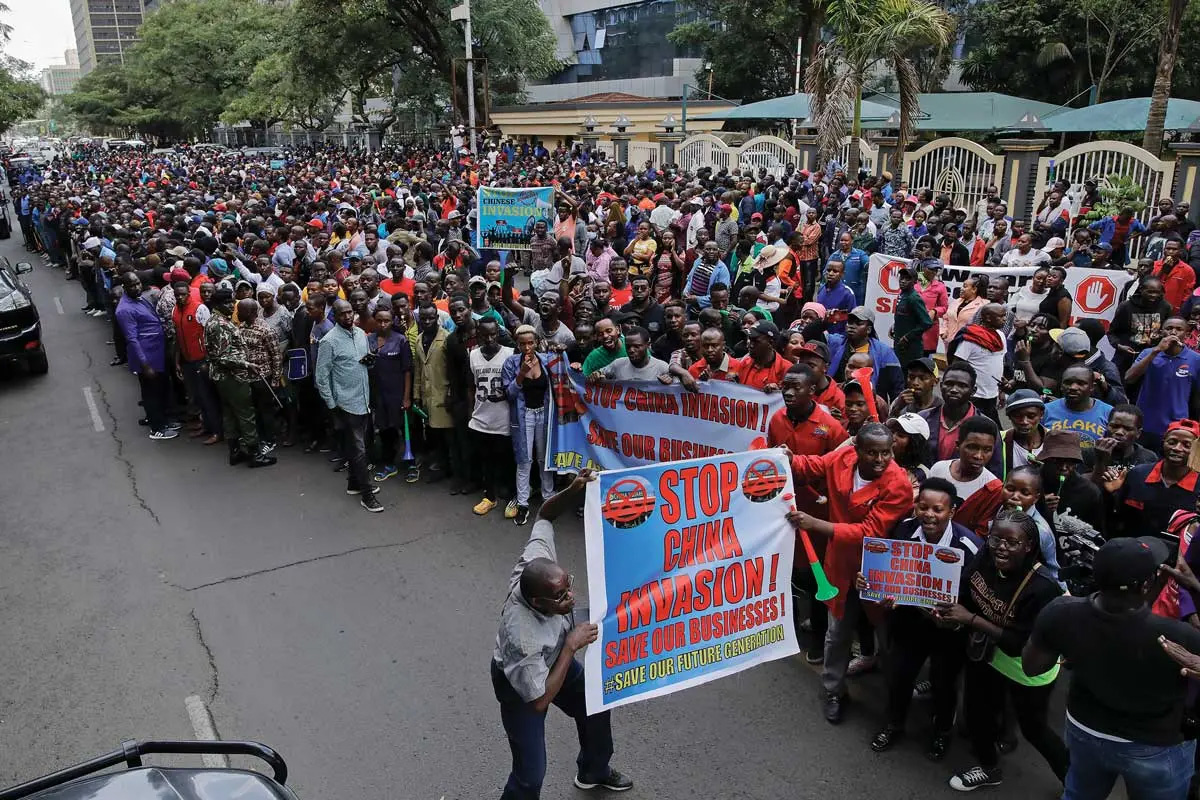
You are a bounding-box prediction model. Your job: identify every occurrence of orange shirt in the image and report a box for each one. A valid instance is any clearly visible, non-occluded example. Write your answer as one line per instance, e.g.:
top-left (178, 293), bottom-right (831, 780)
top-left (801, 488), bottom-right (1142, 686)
top-left (733, 352), bottom-right (791, 390)
top-left (814, 379), bottom-right (846, 418)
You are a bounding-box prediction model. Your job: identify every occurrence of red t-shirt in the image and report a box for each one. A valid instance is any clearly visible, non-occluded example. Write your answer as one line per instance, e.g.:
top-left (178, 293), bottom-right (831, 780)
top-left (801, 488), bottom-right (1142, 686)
top-left (687, 354), bottom-right (738, 381)
top-left (814, 379), bottom-right (846, 419)
top-left (610, 284), bottom-right (633, 307)
top-left (733, 352), bottom-right (791, 391)
top-left (380, 275), bottom-right (415, 302)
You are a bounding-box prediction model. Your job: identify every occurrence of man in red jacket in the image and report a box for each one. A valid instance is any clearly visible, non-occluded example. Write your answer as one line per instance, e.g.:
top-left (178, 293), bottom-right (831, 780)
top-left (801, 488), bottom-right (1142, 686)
top-left (768, 362), bottom-right (849, 662)
top-left (785, 422), bottom-right (914, 724)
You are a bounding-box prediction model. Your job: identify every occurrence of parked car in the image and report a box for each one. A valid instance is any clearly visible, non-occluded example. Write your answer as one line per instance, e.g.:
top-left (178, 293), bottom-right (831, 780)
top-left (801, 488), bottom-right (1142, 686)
top-left (0, 739), bottom-right (297, 800)
top-left (0, 257), bottom-right (47, 374)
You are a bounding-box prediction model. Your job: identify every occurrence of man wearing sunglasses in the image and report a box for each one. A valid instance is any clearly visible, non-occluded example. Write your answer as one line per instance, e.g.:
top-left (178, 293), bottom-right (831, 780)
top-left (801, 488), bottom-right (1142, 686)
top-left (491, 469), bottom-right (633, 798)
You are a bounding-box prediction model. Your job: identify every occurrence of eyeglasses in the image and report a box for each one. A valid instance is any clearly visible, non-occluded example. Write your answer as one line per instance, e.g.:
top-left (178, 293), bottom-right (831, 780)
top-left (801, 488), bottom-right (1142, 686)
top-left (987, 536), bottom-right (1024, 551)
top-left (548, 575), bottom-right (574, 604)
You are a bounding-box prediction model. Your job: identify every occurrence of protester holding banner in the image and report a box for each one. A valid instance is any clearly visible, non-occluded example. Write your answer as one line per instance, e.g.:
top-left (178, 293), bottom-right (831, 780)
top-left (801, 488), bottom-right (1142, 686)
top-left (860, 476), bottom-right (980, 760)
top-left (491, 470), bottom-right (633, 798)
top-left (770, 363), bottom-right (850, 660)
top-left (784, 423), bottom-right (914, 723)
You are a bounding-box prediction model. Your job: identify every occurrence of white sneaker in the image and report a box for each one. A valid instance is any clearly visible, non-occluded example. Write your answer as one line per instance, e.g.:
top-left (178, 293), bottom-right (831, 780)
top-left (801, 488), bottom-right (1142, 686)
top-left (148, 429), bottom-right (178, 441)
top-left (949, 766), bottom-right (1002, 792)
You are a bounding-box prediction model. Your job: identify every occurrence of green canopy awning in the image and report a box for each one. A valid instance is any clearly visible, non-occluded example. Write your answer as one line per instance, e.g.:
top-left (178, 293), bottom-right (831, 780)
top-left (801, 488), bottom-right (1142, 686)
top-left (692, 93), bottom-right (900, 122)
top-left (861, 92), bottom-right (1062, 132)
top-left (1037, 97), bottom-right (1200, 132)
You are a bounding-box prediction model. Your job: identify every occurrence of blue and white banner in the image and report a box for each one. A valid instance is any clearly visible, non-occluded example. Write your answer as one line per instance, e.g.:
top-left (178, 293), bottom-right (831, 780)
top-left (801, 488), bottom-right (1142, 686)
top-left (546, 361), bottom-right (785, 474)
top-left (475, 186), bottom-right (555, 251)
top-left (583, 449), bottom-right (800, 712)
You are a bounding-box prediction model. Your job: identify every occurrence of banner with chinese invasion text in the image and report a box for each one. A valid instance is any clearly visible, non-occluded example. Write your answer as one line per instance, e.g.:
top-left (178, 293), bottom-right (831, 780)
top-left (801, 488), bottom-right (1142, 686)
top-left (583, 449), bottom-right (800, 712)
top-left (859, 538), bottom-right (966, 609)
top-left (475, 186), bottom-right (555, 251)
top-left (545, 360), bottom-right (785, 474)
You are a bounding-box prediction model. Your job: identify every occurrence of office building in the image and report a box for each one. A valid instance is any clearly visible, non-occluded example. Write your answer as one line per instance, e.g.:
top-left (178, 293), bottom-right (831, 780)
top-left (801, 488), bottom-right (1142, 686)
top-left (529, 0), bottom-right (706, 102)
top-left (70, 0), bottom-right (161, 75)
top-left (39, 50), bottom-right (82, 96)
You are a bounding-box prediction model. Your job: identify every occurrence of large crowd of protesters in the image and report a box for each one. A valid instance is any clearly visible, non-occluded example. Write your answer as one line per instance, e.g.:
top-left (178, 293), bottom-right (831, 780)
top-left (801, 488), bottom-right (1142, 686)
top-left (11, 136), bottom-right (1200, 799)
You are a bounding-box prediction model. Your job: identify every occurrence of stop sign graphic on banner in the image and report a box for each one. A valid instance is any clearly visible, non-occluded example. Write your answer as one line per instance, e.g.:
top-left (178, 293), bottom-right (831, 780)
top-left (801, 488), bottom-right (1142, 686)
top-left (1074, 275), bottom-right (1118, 314)
top-left (877, 260), bottom-right (907, 295)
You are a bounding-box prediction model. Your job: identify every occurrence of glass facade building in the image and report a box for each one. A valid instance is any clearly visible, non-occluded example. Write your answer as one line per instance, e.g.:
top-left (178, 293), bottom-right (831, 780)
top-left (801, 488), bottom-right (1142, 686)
top-left (529, 0), bottom-right (706, 102)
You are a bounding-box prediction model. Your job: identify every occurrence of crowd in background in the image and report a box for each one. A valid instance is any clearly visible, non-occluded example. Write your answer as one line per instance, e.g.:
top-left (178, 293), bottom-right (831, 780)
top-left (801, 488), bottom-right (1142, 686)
top-left (9, 137), bottom-right (1200, 798)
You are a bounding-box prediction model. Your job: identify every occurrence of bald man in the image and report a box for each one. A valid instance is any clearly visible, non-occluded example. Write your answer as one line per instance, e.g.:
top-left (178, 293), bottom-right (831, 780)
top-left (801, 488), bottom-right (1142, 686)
top-left (491, 470), bottom-right (633, 798)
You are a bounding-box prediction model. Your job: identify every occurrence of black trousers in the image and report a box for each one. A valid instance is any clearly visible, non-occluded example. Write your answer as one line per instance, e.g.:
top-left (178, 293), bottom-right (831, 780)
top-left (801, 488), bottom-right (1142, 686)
top-left (473, 429), bottom-right (512, 501)
top-left (137, 370), bottom-right (170, 433)
top-left (884, 609), bottom-right (966, 732)
top-left (963, 658), bottom-right (1068, 779)
top-left (333, 408), bottom-right (372, 493)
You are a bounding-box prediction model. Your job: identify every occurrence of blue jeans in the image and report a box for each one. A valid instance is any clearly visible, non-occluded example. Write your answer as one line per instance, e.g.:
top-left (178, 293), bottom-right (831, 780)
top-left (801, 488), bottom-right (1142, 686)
top-left (491, 659), bottom-right (612, 799)
top-left (1064, 720), bottom-right (1195, 800)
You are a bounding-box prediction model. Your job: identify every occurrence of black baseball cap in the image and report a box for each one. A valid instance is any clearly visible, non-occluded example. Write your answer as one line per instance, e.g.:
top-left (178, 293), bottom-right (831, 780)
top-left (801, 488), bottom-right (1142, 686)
top-left (1093, 537), bottom-right (1171, 591)
top-left (747, 319), bottom-right (780, 339)
top-left (906, 356), bottom-right (937, 376)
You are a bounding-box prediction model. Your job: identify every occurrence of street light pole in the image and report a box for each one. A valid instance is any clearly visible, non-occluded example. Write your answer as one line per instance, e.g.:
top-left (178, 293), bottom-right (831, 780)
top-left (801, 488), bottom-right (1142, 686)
top-left (791, 36), bottom-right (803, 140)
top-left (452, 0), bottom-right (478, 154)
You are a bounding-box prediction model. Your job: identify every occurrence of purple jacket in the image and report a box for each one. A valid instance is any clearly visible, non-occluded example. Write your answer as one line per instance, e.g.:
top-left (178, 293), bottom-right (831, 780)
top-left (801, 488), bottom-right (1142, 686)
top-left (115, 294), bottom-right (167, 375)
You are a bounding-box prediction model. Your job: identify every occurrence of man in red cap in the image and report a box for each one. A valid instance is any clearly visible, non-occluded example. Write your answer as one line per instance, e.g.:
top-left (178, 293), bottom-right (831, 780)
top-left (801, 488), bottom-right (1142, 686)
top-left (1114, 419), bottom-right (1200, 540)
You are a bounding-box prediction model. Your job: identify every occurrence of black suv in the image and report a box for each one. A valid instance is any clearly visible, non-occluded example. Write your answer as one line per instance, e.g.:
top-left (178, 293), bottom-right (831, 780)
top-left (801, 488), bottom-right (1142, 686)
top-left (0, 257), bottom-right (47, 374)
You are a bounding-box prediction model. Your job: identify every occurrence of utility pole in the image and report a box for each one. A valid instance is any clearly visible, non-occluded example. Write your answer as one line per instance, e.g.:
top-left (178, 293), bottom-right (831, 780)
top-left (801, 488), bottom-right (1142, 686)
top-left (451, 0), bottom-right (477, 155)
top-left (791, 36), bottom-right (803, 140)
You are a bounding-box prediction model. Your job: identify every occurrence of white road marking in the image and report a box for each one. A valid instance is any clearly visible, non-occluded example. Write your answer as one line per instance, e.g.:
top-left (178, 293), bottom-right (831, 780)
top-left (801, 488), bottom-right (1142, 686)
top-left (185, 695), bottom-right (229, 768)
top-left (82, 387), bottom-right (105, 432)
top-left (53, 296), bottom-right (64, 315)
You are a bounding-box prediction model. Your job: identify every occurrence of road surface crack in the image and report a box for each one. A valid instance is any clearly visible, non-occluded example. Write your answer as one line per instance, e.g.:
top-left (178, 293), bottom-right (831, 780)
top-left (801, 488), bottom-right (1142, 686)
top-left (184, 532), bottom-right (443, 591)
top-left (189, 608), bottom-right (221, 705)
top-left (91, 377), bottom-right (161, 526)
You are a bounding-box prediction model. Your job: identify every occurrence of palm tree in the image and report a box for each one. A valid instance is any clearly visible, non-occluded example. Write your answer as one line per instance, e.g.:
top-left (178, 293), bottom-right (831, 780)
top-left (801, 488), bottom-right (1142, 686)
top-left (805, 0), bottom-right (954, 174)
top-left (1143, 0), bottom-right (1190, 154)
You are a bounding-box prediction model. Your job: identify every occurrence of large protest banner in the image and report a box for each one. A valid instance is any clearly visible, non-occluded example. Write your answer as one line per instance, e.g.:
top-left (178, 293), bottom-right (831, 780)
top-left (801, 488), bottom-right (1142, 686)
top-left (475, 186), bottom-right (555, 251)
top-left (863, 254), bottom-right (1135, 347)
top-left (583, 449), bottom-right (800, 712)
top-left (545, 360), bottom-right (785, 474)
top-left (859, 538), bottom-right (966, 609)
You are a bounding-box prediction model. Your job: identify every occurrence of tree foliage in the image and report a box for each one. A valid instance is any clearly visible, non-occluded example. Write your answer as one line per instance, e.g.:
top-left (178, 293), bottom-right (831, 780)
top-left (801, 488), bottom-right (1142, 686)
top-left (126, 0), bottom-right (283, 133)
top-left (1082, 175), bottom-right (1148, 222)
top-left (959, 0), bottom-right (1200, 104)
top-left (62, 0), bottom-right (559, 137)
top-left (0, 2), bottom-right (45, 135)
top-left (668, 0), bottom-right (823, 104)
top-left (807, 0), bottom-right (955, 169)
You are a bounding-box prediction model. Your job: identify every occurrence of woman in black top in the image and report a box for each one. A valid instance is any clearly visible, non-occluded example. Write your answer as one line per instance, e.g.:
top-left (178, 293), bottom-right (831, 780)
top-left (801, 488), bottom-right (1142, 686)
top-left (1038, 266), bottom-right (1072, 328)
top-left (934, 509), bottom-right (1066, 791)
top-left (502, 325), bottom-right (554, 526)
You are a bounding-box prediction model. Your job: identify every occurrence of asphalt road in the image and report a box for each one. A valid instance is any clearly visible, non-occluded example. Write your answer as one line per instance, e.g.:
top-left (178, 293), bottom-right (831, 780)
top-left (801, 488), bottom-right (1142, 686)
top-left (0, 232), bottom-right (1069, 799)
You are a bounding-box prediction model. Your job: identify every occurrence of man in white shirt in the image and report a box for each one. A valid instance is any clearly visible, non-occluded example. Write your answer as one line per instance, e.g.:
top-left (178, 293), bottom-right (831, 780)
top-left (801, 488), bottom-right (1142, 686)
top-left (532, 236), bottom-right (587, 297)
top-left (649, 195), bottom-right (680, 235)
top-left (949, 303), bottom-right (1007, 423)
top-left (469, 317), bottom-right (515, 516)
